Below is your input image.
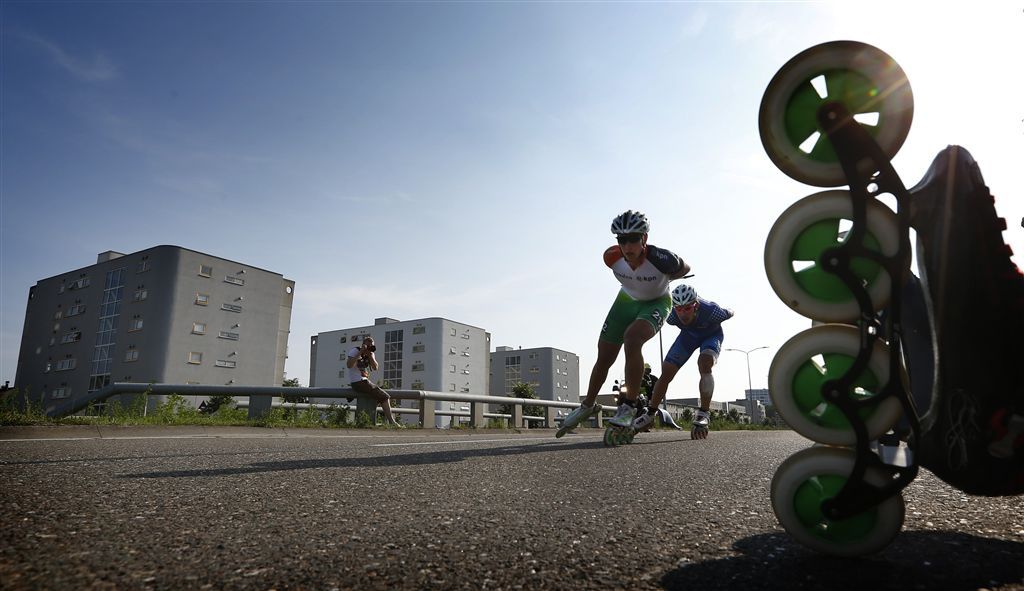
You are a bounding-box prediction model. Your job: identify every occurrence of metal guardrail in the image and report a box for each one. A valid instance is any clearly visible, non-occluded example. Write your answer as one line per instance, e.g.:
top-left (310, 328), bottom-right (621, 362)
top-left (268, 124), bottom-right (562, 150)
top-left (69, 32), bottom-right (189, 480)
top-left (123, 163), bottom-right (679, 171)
top-left (46, 383), bottom-right (607, 429)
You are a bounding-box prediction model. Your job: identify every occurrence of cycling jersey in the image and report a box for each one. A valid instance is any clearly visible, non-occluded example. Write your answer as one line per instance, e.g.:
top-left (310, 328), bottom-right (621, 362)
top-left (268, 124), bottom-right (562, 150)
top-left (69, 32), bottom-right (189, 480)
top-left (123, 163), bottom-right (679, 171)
top-left (604, 244), bottom-right (684, 301)
top-left (664, 298), bottom-right (734, 367)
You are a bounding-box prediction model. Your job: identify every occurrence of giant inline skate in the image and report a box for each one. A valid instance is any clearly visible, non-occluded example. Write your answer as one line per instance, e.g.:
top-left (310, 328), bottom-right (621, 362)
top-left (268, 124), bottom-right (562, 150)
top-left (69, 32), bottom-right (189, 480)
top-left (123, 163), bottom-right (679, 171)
top-left (760, 41), bottom-right (1024, 557)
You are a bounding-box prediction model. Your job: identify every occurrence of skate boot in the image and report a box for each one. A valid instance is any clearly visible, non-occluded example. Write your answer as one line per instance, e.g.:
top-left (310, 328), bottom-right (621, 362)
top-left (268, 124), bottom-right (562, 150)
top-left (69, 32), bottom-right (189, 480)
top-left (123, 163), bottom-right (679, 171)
top-left (603, 401), bottom-right (637, 446)
top-left (631, 406), bottom-right (658, 432)
top-left (691, 410), bottom-right (710, 440)
top-left (906, 145), bottom-right (1024, 496)
top-left (555, 403), bottom-right (601, 438)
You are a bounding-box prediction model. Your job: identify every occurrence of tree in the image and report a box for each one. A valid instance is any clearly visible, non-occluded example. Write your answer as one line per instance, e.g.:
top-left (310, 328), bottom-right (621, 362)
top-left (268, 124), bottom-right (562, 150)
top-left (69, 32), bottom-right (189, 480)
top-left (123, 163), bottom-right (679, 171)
top-left (728, 408), bottom-right (741, 423)
top-left (498, 382), bottom-right (544, 425)
top-left (281, 378), bottom-right (307, 404)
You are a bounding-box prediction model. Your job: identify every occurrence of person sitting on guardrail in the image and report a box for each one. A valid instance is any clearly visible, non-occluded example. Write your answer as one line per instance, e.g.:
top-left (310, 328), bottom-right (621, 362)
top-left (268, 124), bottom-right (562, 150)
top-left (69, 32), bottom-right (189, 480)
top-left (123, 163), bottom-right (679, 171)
top-left (347, 337), bottom-right (403, 427)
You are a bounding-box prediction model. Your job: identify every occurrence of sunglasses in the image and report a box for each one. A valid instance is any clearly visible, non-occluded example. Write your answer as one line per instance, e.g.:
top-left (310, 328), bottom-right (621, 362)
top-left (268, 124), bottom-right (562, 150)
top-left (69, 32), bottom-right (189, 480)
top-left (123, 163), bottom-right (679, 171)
top-left (616, 234), bottom-right (644, 245)
top-left (678, 302), bottom-right (698, 312)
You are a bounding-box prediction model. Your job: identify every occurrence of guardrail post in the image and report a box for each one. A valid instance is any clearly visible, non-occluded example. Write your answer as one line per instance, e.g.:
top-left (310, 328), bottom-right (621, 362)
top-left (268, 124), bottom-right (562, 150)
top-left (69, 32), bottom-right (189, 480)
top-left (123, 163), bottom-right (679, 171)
top-left (247, 393), bottom-right (273, 419)
top-left (356, 396), bottom-right (377, 424)
top-left (419, 397), bottom-right (434, 427)
top-left (511, 404), bottom-right (524, 429)
top-left (469, 401), bottom-right (484, 428)
top-left (544, 405), bottom-right (558, 428)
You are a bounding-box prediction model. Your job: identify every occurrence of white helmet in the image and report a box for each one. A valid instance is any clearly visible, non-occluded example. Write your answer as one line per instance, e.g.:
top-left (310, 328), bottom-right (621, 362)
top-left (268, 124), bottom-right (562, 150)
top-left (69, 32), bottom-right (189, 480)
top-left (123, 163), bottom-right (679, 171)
top-left (610, 210), bottom-right (650, 235)
top-left (671, 284), bottom-right (698, 307)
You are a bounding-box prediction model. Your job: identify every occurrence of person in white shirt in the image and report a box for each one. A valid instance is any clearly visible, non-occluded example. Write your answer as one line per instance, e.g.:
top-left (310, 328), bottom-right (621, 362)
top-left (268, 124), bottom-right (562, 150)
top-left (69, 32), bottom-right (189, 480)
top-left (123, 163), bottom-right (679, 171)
top-left (347, 337), bottom-right (403, 427)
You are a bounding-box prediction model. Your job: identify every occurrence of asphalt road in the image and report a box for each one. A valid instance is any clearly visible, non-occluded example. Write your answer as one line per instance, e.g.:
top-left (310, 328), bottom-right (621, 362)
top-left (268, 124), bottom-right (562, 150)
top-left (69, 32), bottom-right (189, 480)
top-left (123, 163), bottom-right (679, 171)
top-left (0, 426), bottom-right (1021, 590)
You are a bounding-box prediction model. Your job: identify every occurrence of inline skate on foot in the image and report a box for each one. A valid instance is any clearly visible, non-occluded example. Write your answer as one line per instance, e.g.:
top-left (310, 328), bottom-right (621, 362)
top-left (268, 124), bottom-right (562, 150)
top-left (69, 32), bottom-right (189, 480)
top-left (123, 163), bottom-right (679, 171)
top-left (691, 410), bottom-right (710, 440)
top-left (760, 40), bottom-right (1023, 556)
top-left (556, 403), bottom-right (602, 438)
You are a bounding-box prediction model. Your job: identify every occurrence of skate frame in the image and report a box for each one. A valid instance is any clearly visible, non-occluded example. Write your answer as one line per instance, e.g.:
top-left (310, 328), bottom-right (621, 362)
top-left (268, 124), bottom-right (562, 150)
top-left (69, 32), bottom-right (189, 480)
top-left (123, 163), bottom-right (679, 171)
top-left (812, 101), bottom-right (921, 521)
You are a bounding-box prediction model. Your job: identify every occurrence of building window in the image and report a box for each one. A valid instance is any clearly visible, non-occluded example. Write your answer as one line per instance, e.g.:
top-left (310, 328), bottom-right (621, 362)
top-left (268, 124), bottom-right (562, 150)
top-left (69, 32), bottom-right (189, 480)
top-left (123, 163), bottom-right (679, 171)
top-left (449, 364), bottom-right (456, 373)
top-left (218, 331), bottom-right (239, 341)
top-left (69, 277), bottom-right (90, 290)
top-left (192, 322), bottom-right (207, 335)
top-left (65, 304), bottom-right (86, 317)
top-left (221, 303), bottom-right (242, 313)
top-left (199, 265), bottom-right (213, 277)
top-left (412, 361), bottom-right (425, 371)
top-left (449, 347), bottom-right (456, 355)
top-left (224, 275), bottom-right (245, 286)
top-left (215, 359), bottom-right (237, 368)
top-left (338, 370), bottom-right (346, 378)
top-left (462, 350), bottom-right (470, 357)
top-left (461, 333), bottom-right (470, 339)
top-left (449, 383), bottom-right (456, 392)
top-left (412, 326), bottom-right (425, 335)
top-left (128, 317), bottom-right (143, 332)
top-left (53, 310), bottom-right (62, 320)
top-left (136, 259), bottom-right (151, 273)
top-left (412, 344), bottom-right (425, 353)
top-left (449, 328), bottom-right (456, 337)
top-left (133, 288), bottom-right (148, 302)
top-left (51, 386), bottom-right (71, 399)
top-left (460, 386), bottom-right (471, 393)
top-left (60, 331), bottom-right (82, 344)
top-left (124, 349), bottom-right (139, 362)
top-left (340, 336), bottom-right (347, 343)
top-left (195, 293), bottom-right (210, 306)
top-left (383, 329), bottom-right (403, 389)
top-left (188, 352), bottom-right (203, 364)
top-left (411, 380), bottom-right (424, 390)
top-left (56, 358), bottom-right (77, 371)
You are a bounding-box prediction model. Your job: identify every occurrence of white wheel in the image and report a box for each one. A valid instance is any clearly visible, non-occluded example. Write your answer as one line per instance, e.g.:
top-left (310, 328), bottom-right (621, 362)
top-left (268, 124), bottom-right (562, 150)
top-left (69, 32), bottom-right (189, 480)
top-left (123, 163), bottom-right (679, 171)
top-left (769, 324), bottom-right (902, 445)
top-left (759, 41), bottom-right (914, 187)
top-left (765, 191), bottom-right (900, 322)
top-left (771, 446), bottom-right (905, 557)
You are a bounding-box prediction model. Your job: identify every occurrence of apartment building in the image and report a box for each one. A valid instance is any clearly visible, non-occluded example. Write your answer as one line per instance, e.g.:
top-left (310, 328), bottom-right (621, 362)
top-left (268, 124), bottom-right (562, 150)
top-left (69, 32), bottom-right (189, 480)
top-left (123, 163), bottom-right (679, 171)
top-left (310, 317), bottom-right (490, 427)
top-left (489, 346), bottom-right (580, 420)
top-left (14, 246), bottom-right (294, 413)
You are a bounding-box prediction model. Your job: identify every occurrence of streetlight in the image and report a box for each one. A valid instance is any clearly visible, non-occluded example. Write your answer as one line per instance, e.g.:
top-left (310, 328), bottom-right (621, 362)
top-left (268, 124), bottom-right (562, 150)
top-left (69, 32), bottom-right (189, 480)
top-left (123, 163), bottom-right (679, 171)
top-left (724, 346), bottom-right (768, 422)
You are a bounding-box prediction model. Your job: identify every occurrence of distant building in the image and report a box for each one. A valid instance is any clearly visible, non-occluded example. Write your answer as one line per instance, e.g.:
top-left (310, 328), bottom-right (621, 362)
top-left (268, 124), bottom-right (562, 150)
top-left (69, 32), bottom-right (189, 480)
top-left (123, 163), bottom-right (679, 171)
top-left (489, 346), bottom-right (580, 420)
top-left (310, 317), bottom-right (490, 427)
top-left (667, 398), bottom-right (749, 421)
top-left (14, 246), bottom-right (294, 413)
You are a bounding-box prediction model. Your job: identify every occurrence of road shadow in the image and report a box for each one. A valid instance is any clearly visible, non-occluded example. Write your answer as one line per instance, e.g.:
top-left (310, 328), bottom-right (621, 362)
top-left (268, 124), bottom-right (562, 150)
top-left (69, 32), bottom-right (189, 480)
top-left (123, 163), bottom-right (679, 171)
top-left (661, 531), bottom-right (1024, 591)
top-left (121, 438), bottom-right (617, 479)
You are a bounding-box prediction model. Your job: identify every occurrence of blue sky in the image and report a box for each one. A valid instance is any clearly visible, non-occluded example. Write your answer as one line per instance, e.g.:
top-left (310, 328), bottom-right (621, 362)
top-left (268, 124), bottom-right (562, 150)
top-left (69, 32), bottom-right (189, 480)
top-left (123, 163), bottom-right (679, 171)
top-left (2, 2), bottom-right (1022, 403)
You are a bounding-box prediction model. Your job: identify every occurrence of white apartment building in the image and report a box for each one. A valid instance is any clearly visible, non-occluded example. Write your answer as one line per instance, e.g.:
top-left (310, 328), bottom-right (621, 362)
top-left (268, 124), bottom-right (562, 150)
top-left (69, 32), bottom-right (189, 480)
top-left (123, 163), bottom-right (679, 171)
top-left (310, 317), bottom-right (490, 427)
top-left (14, 246), bottom-right (294, 414)
top-left (489, 346), bottom-right (580, 420)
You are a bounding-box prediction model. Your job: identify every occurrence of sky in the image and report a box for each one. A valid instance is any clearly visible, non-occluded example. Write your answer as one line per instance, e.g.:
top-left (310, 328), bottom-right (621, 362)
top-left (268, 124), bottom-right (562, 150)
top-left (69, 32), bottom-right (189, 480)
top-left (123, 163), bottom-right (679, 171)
top-left (2, 1), bottom-right (1022, 405)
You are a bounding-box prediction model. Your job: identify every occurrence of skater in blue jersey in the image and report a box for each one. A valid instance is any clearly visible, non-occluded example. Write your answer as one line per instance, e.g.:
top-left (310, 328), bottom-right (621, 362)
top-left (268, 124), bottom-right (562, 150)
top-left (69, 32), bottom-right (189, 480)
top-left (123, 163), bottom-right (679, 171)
top-left (632, 284), bottom-right (733, 439)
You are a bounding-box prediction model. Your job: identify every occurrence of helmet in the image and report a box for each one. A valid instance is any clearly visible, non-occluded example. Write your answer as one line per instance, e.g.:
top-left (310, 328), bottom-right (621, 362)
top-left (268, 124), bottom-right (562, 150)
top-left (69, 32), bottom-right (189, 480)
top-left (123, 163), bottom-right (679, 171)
top-left (611, 210), bottom-right (650, 235)
top-left (671, 284), bottom-right (698, 307)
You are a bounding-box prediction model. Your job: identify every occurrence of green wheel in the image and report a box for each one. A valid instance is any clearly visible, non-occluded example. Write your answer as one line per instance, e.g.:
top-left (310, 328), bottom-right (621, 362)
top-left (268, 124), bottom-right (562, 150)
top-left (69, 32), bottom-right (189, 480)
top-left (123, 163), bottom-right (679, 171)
top-left (603, 426), bottom-right (617, 447)
top-left (623, 430), bottom-right (636, 444)
top-left (771, 446), bottom-right (904, 556)
top-left (759, 41), bottom-right (914, 187)
top-left (764, 190), bottom-right (900, 322)
top-left (769, 324), bottom-right (902, 446)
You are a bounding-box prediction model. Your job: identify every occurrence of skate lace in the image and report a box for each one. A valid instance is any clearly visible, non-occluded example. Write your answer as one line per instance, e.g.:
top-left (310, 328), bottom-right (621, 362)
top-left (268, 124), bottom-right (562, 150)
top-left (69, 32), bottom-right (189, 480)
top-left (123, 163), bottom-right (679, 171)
top-left (943, 388), bottom-right (977, 471)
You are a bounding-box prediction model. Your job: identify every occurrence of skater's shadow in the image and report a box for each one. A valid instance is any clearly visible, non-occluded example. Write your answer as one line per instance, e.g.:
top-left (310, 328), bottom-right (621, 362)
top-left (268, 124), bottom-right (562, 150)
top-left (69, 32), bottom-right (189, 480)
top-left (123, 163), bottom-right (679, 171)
top-left (661, 531), bottom-right (1023, 591)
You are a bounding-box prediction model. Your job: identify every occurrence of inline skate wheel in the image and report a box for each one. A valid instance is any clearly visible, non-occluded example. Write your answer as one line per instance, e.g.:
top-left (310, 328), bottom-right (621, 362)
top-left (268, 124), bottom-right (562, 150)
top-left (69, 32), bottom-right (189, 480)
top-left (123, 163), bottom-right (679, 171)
top-left (771, 446), bottom-right (905, 557)
top-left (769, 324), bottom-right (902, 445)
top-left (759, 40), bottom-right (914, 187)
top-left (603, 426), bottom-right (619, 447)
top-left (765, 190), bottom-right (899, 322)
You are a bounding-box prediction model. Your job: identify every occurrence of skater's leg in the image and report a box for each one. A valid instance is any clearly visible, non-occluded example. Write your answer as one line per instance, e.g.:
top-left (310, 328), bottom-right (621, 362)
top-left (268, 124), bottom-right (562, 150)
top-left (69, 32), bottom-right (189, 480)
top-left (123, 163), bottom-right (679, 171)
top-left (584, 339), bottom-right (621, 407)
top-left (621, 319), bottom-right (657, 403)
top-left (648, 360), bottom-right (681, 409)
top-left (697, 351), bottom-right (717, 412)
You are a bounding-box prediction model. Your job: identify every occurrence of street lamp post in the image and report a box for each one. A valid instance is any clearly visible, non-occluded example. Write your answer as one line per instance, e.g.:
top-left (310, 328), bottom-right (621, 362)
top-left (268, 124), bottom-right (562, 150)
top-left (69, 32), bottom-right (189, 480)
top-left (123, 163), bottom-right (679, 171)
top-left (724, 346), bottom-right (768, 422)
